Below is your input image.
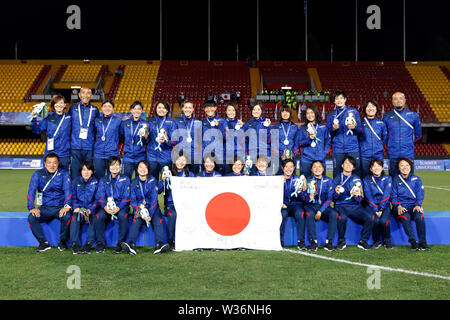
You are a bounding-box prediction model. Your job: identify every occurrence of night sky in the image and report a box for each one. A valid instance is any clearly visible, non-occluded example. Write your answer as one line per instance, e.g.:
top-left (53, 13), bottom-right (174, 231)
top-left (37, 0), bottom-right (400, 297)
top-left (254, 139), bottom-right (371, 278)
top-left (0, 0), bottom-right (449, 61)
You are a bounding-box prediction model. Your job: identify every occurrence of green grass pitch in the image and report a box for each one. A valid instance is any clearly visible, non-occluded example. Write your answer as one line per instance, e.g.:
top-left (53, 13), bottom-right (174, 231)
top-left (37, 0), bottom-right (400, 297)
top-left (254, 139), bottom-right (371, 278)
top-left (0, 170), bottom-right (449, 300)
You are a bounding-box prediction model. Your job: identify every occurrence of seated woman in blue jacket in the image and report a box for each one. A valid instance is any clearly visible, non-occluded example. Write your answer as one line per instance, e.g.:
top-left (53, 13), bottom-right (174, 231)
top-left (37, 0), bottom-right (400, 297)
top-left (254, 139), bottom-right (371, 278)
top-left (280, 159), bottom-right (308, 249)
top-left (69, 161), bottom-right (98, 254)
top-left (362, 159), bottom-right (393, 249)
top-left (197, 153), bottom-right (222, 177)
top-left (95, 156), bottom-right (131, 254)
top-left (333, 156), bottom-right (374, 251)
top-left (391, 157), bottom-right (429, 251)
top-left (158, 151), bottom-right (195, 251)
top-left (121, 160), bottom-right (169, 255)
top-left (304, 160), bottom-right (338, 252)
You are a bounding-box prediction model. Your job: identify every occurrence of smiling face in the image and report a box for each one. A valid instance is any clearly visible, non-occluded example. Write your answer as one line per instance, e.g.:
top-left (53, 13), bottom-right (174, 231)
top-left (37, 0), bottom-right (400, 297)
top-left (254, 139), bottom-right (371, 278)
top-left (341, 159), bottom-right (355, 174)
top-left (392, 92), bottom-right (406, 109)
top-left (334, 94), bottom-right (347, 108)
top-left (102, 102), bottom-right (114, 116)
top-left (226, 105), bottom-right (237, 120)
top-left (370, 161), bottom-right (383, 177)
top-left (252, 105), bottom-right (262, 118)
top-left (204, 158), bottom-right (215, 173)
top-left (256, 158), bottom-right (268, 172)
top-left (204, 105), bottom-right (217, 118)
top-left (131, 104), bottom-right (143, 120)
top-left (109, 160), bottom-right (121, 176)
top-left (306, 108), bottom-right (316, 123)
top-left (282, 161), bottom-right (295, 177)
top-left (53, 99), bottom-right (66, 115)
top-left (281, 110), bottom-right (290, 121)
top-left (365, 102), bottom-right (377, 118)
top-left (156, 103), bottom-right (168, 117)
top-left (175, 155), bottom-right (187, 171)
top-left (232, 159), bottom-right (243, 174)
top-left (182, 102), bottom-right (194, 118)
top-left (78, 88), bottom-right (92, 105)
top-left (81, 165), bottom-right (93, 181)
top-left (44, 156), bottom-right (59, 174)
top-left (398, 160), bottom-right (411, 177)
top-left (136, 162), bottom-right (149, 177)
top-left (311, 162), bottom-right (324, 178)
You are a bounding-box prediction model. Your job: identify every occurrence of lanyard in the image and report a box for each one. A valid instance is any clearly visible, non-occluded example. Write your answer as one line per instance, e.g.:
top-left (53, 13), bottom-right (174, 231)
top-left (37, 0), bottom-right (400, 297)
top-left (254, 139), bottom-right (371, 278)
top-left (394, 109), bottom-right (414, 130)
top-left (285, 177), bottom-right (294, 193)
top-left (130, 119), bottom-right (141, 140)
top-left (138, 180), bottom-right (146, 202)
top-left (340, 173), bottom-right (352, 186)
top-left (78, 104), bottom-right (93, 128)
top-left (317, 177), bottom-right (324, 200)
top-left (156, 116), bottom-right (167, 134)
top-left (334, 107), bottom-right (347, 119)
top-left (206, 116), bottom-right (217, 127)
top-left (52, 114), bottom-right (66, 138)
top-left (371, 176), bottom-right (384, 194)
top-left (43, 170), bottom-right (58, 192)
top-left (364, 117), bottom-right (381, 141)
top-left (398, 175), bottom-right (416, 199)
top-left (281, 122), bottom-right (291, 141)
top-left (184, 116), bottom-right (194, 136)
top-left (109, 174), bottom-right (120, 198)
top-left (102, 115), bottom-right (113, 137)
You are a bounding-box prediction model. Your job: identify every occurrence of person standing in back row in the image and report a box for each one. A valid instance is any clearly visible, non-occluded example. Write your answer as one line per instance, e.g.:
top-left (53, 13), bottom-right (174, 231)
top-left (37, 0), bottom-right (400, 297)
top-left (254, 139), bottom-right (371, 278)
top-left (382, 92), bottom-right (422, 177)
top-left (69, 87), bottom-right (99, 180)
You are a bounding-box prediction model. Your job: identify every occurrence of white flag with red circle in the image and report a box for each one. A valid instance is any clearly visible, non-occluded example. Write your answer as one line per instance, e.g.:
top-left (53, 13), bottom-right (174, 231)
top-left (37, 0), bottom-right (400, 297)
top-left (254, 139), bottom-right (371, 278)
top-left (171, 176), bottom-right (284, 251)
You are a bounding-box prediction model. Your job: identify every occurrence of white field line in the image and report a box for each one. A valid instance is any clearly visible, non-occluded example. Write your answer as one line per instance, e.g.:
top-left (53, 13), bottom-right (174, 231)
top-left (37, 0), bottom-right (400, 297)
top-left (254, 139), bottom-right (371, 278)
top-left (283, 249), bottom-right (450, 281)
top-left (424, 185), bottom-right (450, 192)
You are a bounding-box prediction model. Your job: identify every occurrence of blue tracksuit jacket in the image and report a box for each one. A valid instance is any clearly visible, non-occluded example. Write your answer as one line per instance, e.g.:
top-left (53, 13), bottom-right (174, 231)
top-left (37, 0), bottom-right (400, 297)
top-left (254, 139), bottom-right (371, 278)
top-left (96, 174), bottom-right (131, 211)
top-left (326, 106), bottom-right (362, 153)
top-left (297, 123), bottom-right (331, 162)
top-left (363, 174), bottom-right (392, 212)
top-left (391, 174), bottom-right (424, 209)
top-left (93, 114), bottom-right (122, 159)
top-left (68, 103), bottom-right (100, 150)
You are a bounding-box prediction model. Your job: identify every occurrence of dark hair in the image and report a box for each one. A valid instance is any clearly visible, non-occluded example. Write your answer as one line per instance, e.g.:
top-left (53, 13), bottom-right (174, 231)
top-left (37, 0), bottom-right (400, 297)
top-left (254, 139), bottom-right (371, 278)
top-left (369, 159), bottom-right (385, 176)
top-left (397, 157), bottom-right (414, 170)
top-left (250, 100), bottom-right (264, 112)
top-left (130, 100), bottom-right (143, 110)
top-left (278, 105), bottom-right (292, 122)
top-left (172, 150), bottom-right (191, 177)
top-left (101, 99), bottom-right (115, 109)
top-left (256, 154), bottom-right (270, 164)
top-left (203, 100), bottom-right (216, 108)
top-left (229, 156), bottom-right (244, 173)
top-left (305, 105), bottom-right (322, 124)
top-left (154, 99), bottom-right (170, 114)
top-left (44, 152), bottom-right (59, 163)
top-left (181, 99), bottom-right (194, 108)
top-left (80, 161), bottom-right (95, 175)
top-left (341, 156), bottom-right (356, 169)
top-left (281, 158), bottom-right (295, 169)
top-left (310, 160), bottom-right (325, 171)
top-left (225, 103), bottom-right (238, 118)
top-left (203, 152), bottom-right (217, 165)
top-left (49, 95), bottom-right (67, 113)
top-left (332, 90), bottom-right (347, 101)
top-left (363, 100), bottom-right (379, 118)
top-left (107, 155), bottom-right (121, 167)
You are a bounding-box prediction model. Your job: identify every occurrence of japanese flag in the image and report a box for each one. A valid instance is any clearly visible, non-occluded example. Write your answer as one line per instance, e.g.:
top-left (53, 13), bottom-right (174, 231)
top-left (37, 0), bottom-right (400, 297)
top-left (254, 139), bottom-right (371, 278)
top-left (171, 176), bottom-right (284, 251)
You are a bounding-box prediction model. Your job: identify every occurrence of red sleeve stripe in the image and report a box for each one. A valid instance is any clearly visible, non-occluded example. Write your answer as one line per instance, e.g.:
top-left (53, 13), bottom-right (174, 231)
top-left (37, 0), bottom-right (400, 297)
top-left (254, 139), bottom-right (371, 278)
top-left (380, 195), bottom-right (390, 203)
top-left (414, 135), bottom-right (422, 142)
top-left (27, 194), bottom-right (35, 206)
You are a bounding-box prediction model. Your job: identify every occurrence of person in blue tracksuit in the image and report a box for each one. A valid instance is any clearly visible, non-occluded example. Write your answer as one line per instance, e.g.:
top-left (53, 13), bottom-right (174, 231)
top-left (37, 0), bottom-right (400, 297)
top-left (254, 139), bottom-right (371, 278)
top-left (242, 101), bottom-right (272, 170)
top-left (121, 160), bottom-right (170, 255)
top-left (333, 156), bottom-right (374, 250)
top-left (363, 159), bottom-right (393, 249)
top-left (31, 95), bottom-right (72, 171)
top-left (280, 159), bottom-right (308, 249)
top-left (382, 92), bottom-right (422, 177)
top-left (271, 105), bottom-right (301, 175)
top-left (27, 153), bottom-right (72, 252)
top-left (95, 156), bottom-right (131, 253)
top-left (304, 160), bottom-right (338, 252)
top-left (119, 101), bottom-right (150, 179)
top-left (297, 105), bottom-right (331, 178)
top-left (93, 100), bottom-right (122, 181)
top-left (69, 161), bottom-right (98, 254)
top-left (225, 156), bottom-right (245, 176)
top-left (147, 100), bottom-right (176, 179)
top-left (391, 157), bottom-right (429, 251)
top-left (68, 87), bottom-right (100, 180)
top-left (359, 100), bottom-right (388, 178)
top-left (158, 151), bottom-right (196, 250)
top-left (326, 90), bottom-right (363, 178)
top-left (173, 99), bottom-right (203, 174)
top-left (197, 153), bottom-right (222, 177)
top-left (202, 100), bottom-right (227, 175)
top-left (223, 103), bottom-right (245, 175)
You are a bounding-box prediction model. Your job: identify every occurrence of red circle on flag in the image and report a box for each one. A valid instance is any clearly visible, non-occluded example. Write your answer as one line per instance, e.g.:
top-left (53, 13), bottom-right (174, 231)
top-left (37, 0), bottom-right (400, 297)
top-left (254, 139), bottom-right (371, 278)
top-left (205, 192), bottom-right (251, 236)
